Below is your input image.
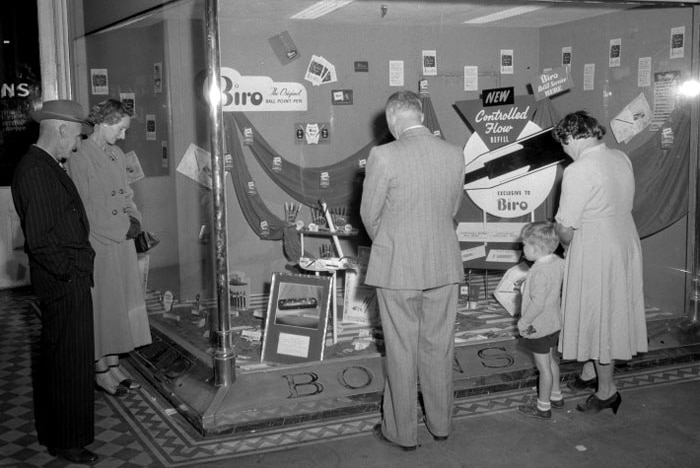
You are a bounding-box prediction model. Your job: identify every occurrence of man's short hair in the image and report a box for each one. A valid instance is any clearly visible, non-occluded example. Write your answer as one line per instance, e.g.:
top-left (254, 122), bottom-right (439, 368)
top-left (520, 221), bottom-right (559, 254)
top-left (385, 90), bottom-right (423, 116)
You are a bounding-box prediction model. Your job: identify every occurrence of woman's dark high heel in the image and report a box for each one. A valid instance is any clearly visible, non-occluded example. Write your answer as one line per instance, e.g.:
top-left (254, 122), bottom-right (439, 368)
top-left (576, 391), bottom-right (621, 414)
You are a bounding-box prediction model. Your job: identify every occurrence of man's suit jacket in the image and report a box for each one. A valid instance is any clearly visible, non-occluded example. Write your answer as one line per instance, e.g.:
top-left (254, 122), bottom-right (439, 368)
top-left (12, 145), bottom-right (94, 284)
top-left (360, 126), bottom-right (464, 290)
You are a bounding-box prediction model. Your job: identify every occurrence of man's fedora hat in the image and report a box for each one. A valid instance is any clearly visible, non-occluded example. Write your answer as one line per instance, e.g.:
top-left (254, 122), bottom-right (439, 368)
top-left (31, 99), bottom-right (94, 135)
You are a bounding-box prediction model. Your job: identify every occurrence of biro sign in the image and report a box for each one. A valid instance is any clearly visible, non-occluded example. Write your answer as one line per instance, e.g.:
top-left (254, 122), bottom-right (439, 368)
top-left (198, 67), bottom-right (308, 111)
top-left (532, 66), bottom-right (573, 101)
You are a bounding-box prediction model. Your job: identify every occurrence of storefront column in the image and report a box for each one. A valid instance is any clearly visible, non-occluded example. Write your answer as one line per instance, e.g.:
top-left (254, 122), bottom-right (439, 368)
top-left (205, 0), bottom-right (235, 385)
top-left (688, 6), bottom-right (700, 323)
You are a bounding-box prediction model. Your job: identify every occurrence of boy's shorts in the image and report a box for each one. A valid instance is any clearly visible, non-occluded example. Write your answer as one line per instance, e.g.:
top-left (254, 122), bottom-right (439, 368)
top-left (522, 330), bottom-right (560, 354)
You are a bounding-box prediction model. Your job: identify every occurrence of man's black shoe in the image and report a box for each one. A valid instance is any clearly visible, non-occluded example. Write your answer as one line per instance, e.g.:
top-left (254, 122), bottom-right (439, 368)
top-left (48, 447), bottom-right (98, 464)
top-left (372, 424), bottom-right (417, 451)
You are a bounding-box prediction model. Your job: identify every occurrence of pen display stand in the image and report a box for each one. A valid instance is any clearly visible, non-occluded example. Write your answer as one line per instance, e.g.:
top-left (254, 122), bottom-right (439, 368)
top-left (298, 201), bottom-right (358, 345)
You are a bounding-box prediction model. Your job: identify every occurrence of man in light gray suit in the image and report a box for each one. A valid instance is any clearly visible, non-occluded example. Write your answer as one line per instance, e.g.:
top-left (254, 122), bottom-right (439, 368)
top-left (361, 90), bottom-right (464, 451)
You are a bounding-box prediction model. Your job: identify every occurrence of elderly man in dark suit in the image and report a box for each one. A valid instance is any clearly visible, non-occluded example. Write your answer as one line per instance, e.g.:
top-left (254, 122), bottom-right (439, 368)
top-left (11, 100), bottom-right (97, 464)
top-left (361, 90), bottom-right (464, 450)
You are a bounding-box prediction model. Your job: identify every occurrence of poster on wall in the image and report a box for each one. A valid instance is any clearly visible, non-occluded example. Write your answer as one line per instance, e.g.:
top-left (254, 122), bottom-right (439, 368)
top-left (154, 63), bottom-right (163, 94)
top-left (610, 92), bottom-right (652, 143)
top-left (331, 89), bottom-right (353, 105)
top-left (500, 49), bottom-right (513, 75)
top-left (389, 60), bottom-right (404, 86)
top-left (638, 57), bottom-right (652, 87)
top-left (161, 141), bottom-right (169, 169)
top-left (304, 55), bottom-right (337, 86)
top-left (146, 114), bottom-right (156, 141)
top-left (583, 63), bottom-right (595, 91)
top-left (295, 123), bottom-right (330, 144)
top-left (670, 26), bottom-right (685, 59)
top-left (268, 30), bottom-right (299, 65)
top-left (422, 50), bottom-right (437, 76)
top-left (609, 38), bottom-right (621, 68)
top-left (561, 46), bottom-right (572, 67)
top-left (119, 93), bottom-right (135, 114)
top-left (650, 70), bottom-right (680, 131)
top-left (464, 66), bottom-right (478, 92)
top-left (91, 68), bottom-right (108, 95)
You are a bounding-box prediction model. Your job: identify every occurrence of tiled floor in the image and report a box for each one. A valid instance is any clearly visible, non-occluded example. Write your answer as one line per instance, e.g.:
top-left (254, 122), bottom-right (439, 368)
top-left (2, 286), bottom-right (700, 467)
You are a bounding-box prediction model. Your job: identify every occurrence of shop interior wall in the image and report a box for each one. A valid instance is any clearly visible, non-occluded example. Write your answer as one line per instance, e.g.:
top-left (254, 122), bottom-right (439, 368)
top-left (217, 19), bottom-right (541, 296)
top-left (77, 3), bottom-right (694, 310)
top-left (539, 6), bottom-right (692, 314)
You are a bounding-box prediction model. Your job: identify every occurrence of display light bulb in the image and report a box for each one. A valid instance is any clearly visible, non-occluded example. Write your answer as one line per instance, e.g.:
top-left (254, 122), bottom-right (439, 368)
top-left (679, 80), bottom-right (700, 98)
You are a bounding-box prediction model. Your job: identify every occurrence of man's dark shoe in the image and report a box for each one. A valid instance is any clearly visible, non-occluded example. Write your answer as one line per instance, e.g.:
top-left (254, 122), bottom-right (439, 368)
top-left (48, 446), bottom-right (98, 464)
top-left (432, 434), bottom-right (449, 441)
top-left (567, 376), bottom-right (597, 391)
top-left (372, 424), bottom-right (417, 451)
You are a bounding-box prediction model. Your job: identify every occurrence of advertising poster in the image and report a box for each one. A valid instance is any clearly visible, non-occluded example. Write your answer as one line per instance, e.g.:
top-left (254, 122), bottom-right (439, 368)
top-left (500, 49), bottom-right (513, 74)
top-left (670, 26), bottom-right (685, 59)
top-left (91, 68), bottom-right (108, 95)
top-left (609, 38), bottom-right (621, 67)
top-left (119, 92), bottom-right (135, 114)
top-left (583, 63), bottom-right (595, 91)
top-left (464, 66), bottom-right (478, 92)
top-left (154, 62), bottom-right (163, 93)
top-left (422, 50), bottom-right (437, 76)
top-left (389, 60), bottom-right (404, 86)
top-left (638, 57), bottom-right (652, 87)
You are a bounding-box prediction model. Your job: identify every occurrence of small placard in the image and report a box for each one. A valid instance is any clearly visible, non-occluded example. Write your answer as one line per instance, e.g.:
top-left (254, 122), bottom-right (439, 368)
top-left (331, 89), bottom-right (353, 105)
top-left (486, 249), bottom-right (522, 263)
top-left (277, 332), bottom-right (310, 358)
top-left (354, 61), bottom-right (369, 72)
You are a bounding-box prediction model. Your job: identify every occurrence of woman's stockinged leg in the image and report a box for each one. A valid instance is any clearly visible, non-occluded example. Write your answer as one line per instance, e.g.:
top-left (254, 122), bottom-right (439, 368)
top-left (594, 360), bottom-right (616, 400)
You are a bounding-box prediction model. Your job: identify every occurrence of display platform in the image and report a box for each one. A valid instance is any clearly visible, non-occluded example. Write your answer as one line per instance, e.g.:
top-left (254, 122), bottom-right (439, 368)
top-left (129, 272), bottom-right (697, 437)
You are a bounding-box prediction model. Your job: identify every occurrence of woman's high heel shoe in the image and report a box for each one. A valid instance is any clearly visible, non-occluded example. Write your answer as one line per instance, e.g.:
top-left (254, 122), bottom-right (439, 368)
top-left (576, 391), bottom-right (621, 414)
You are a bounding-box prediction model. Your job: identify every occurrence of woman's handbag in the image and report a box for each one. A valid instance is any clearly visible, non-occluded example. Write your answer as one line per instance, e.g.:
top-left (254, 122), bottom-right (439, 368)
top-left (134, 230), bottom-right (160, 253)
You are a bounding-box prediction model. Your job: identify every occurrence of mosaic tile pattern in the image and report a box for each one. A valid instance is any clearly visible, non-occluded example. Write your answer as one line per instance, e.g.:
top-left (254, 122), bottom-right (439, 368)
top-left (2, 286), bottom-right (698, 467)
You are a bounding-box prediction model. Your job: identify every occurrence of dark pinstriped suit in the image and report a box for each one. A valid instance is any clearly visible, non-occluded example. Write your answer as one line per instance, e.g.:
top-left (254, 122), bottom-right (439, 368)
top-left (12, 145), bottom-right (96, 450)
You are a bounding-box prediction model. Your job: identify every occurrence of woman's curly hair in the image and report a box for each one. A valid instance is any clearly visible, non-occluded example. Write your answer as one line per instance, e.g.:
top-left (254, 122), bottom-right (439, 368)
top-left (552, 110), bottom-right (606, 143)
top-left (87, 99), bottom-right (133, 126)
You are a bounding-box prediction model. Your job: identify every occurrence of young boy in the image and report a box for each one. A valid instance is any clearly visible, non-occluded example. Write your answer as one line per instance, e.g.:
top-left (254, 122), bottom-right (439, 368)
top-left (517, 221), bottom-right (565, 419)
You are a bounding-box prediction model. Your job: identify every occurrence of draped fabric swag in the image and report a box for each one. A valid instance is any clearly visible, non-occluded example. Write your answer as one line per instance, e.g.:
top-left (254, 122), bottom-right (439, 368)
top-left (224, 97), bottom-right (688, 242)
top-left (631, 106), bottom-right (689, 239)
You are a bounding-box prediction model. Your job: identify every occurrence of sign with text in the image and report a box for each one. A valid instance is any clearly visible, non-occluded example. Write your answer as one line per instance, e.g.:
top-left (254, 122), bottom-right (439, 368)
top-left (481, 86), bottom-right (515, 107)
top-left (212, 68), bottom-right (308, 112)
top-left (454, 94), bottom-right (535, 152)
top-left (531, 66), bottom-right (573, 101)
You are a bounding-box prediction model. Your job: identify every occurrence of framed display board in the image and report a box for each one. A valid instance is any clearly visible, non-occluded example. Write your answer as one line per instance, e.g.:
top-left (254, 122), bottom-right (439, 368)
top-left (261, 273), bottom-right (332, 364)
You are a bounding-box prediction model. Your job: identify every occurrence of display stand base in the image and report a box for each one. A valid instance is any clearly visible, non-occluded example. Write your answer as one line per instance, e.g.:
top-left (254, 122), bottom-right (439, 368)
top-left (127, 314), bottom-right (700, 437)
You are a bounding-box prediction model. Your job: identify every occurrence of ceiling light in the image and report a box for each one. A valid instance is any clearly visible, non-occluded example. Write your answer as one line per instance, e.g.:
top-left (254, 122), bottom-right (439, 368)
top-left (464, 5), bottom-right (547, 25)
top-left (291, 0), bottom-right (355, 20)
